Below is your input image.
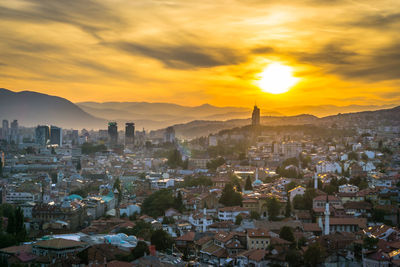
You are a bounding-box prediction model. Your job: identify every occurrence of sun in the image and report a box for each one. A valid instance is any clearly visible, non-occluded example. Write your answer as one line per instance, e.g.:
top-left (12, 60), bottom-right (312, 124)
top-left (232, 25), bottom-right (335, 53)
top-left (257, 63), bottom-right (299, 94)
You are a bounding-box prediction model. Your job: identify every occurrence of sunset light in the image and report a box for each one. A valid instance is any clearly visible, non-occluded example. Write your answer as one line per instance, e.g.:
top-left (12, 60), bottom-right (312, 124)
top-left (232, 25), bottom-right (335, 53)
top-left (257, 63), bottom-right (299, 94)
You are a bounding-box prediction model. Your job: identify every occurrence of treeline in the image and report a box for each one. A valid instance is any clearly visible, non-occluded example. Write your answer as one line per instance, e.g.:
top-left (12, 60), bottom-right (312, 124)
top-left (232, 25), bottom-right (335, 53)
top-left (141, 189), bottom-right (184, 218)
top-left (0, 204), bottom-right (27, 249)
top-left (81, 142), bottom-right (107, 154)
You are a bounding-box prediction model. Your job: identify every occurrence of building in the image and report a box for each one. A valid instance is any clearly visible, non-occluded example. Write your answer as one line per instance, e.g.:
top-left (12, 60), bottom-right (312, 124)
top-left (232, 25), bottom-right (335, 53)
top-left (50, 125), bottom-right (62, 146)
top-left (288, 186), bottom-right (306, 201)
top-left (1, 120), bottom-right (9, 141)
top-left (338, 184), bottom-right (359, 193)
top-left (251, 105), bottom-right (260, 126)
top-left (6, 192), bottom-right (35, 204)
top-left (108, 122), bottom-right (118, 147)
top-left (35, 125), bottom-right (50, 146)
top-left (246, 228), bottom-right (270, 250)
top-left (10, 120), bottom-right (18, 144)
top-left (32, 238), bottom-right (88, 258)
top-left (164, 126), bottom-right (175, 143)
top-left (218, 206), bottom-right (249, 221)
top-left (125, 122), bottom-right (135, 148)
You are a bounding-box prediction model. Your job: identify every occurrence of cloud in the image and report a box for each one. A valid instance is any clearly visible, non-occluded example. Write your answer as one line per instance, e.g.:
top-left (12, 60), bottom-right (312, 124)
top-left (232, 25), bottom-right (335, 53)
top-left (352, 12), bottom-right (400, 29)
top-left (0, 0), bottom-right (124, 38)
top-left (107, 41), bottom-right (246, 69)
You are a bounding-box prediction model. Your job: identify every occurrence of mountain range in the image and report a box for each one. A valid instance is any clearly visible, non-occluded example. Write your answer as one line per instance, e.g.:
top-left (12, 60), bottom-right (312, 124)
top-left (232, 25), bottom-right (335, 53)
top-left (0, 88), bottom-right (399, 137)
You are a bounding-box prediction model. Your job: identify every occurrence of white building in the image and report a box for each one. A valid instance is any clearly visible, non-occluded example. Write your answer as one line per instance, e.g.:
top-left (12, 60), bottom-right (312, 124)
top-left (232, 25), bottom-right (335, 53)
top-left (189, 211), bottom-right (213, 232)
top-left (6, 192), bottom-right (35, 203)
top-left (288, 186), bottom-right (306, 201)
top-left (151, 178), bottom-right (174, 189)
top-left (316, 161), bottom-right (342, 174)
top-left (218, 206), bottom-right (249, 221)
top-left (338, 184), bottom-right (359, 193)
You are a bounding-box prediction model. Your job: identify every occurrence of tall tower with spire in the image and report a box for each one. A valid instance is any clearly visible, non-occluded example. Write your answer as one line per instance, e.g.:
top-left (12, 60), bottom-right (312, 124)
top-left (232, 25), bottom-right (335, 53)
top-left (324, 195), bottom-right (330, 235)
top-left (251, 105), bottom-right (260, 126)
top-left (314, 173), bottom-right (318, 189)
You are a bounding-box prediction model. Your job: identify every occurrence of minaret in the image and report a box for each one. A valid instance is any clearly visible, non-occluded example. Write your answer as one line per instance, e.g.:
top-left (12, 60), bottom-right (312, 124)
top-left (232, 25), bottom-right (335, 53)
top-left (202, 208), bottom-right (207, 232)
top-left (314, 173), bottom-right (318, 189)
top-left (324, 195), bottom-right (330, 235)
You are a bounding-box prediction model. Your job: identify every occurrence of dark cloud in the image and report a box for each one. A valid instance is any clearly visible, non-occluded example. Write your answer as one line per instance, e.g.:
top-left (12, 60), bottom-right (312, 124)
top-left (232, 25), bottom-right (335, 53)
top-left (352, 13), bottom-right (400, 29)
top-left (251, 46), bottom-right (275, 54)
top-left (294, 44), bottom-right (358, 65)
top-left (0, 0), bottom-right (123, 38)
top-left (107, 41), bottom-right (246, 69)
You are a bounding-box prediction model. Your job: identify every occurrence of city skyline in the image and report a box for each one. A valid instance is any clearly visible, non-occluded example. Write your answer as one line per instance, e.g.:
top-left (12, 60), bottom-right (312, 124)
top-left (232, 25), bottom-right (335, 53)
top-left (1, 0), bottom-right (400, 111)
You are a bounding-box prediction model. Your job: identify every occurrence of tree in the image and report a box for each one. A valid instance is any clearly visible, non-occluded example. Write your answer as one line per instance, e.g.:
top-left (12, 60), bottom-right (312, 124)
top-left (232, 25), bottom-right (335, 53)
top-left (286, 181), bottom-right (297, 192)
top-left (279, 226), bottom-right (295, 242)
top-left (113, 177), bottom-right (122, 203)
top-left (76, 160), bottom-right (82, 171)
top-left (132, 241), bottom-right (150, 260)
top-left (250, 211), bottom-right (260, 220)
top-left (151, 229), bottom-right (173, 251)
top-left (0, 157), bottom-right (2, 178)
top-left (361, 153), bottom-right (368, 161)
top-left (235, 214), bottom-right (243, 225)
top-left (142, 189), bottom-right (176, 218)
top-left (6, 212), bottom-right (16, 235)
top-left (363, 236), bottom-right (378, 250)
top-left (173, 191), bottom-right (184, 212)
top-left (285, 197), bottom-right (292, 217)
top-left (167, 149), bottom-right (183, 169)
top-left (348, 151), bottom-right (359, 161)
top-left (206, 157), bottom-right (225, 171)
top-left (219, 183), bottom-right (242, 207)
top-left (244, 176), bottom-right (253, 191)
top-left (267, 197), bottom-right (281, 221)
top-left (286, 249), bottom-right (303, 267)
top-left (304, 243), bottom-right (325, 267)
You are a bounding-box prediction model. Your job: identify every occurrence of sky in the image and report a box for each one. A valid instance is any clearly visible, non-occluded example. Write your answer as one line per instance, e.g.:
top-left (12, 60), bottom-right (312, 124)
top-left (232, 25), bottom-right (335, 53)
top-left (1, 0), bottom-right (400, 112)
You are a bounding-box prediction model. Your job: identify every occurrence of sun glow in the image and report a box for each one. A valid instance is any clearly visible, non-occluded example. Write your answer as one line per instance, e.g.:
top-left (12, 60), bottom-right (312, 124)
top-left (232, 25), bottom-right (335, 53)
top-left (257, 63), bottom-right (299, 94)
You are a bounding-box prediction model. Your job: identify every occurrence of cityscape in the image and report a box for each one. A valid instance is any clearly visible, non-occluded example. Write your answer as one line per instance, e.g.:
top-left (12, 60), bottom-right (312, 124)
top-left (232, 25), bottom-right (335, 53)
top-left (1, 0), bottom-right (400, 267)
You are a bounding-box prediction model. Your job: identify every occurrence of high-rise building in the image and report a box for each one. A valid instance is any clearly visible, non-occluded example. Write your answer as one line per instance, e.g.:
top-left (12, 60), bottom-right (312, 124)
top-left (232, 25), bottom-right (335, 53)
top-left (251, 105), bottom-right (260, 126)
top-left (108, 122), bottom-right (118, 147)
top-left (1, 120), bottom-right (9, 141)
top-left (10, 120), bottom-right (18, 144)
top-left (35, 125), bottom-right (50, 146)
top-left (50, 126), bottom-right (62, 146)
top-left (125, 122), bottom-right (135, 148)
top-left (164, 126), bottom-right (175, 143)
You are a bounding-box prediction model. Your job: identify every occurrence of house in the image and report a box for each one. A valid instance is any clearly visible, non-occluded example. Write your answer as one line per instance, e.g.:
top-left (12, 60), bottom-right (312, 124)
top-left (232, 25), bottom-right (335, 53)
top-left (246, 228), bottom-right (271, 250)
top-left (338, 184), bottom-right (359, 193)
top-left (236, 249), bottom-right (268, 267)
top-left (288, 186), bottom-right (306, 201)
top-left (189, 211), bottom-right (213, 232)
top-left (32, 238), bottom-right (88, 258)
top-left (218, 206), bottom-right (250, 221)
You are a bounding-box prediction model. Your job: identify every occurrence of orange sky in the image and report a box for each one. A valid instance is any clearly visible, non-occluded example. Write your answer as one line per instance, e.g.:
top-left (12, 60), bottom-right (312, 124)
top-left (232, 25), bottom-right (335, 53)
top-left (0, 0), bottom-right (400, 111)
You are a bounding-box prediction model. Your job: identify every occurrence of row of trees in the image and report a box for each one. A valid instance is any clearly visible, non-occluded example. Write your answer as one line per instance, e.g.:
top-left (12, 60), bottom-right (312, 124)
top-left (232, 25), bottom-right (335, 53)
top-left (141, 189), bottom-right (184, 218)
top-left (0, 204), bottom-right (27, 249)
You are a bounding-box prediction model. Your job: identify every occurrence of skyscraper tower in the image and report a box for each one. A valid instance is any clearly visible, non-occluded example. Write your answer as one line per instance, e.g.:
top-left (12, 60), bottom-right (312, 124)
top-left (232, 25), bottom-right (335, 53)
top-left (108, 122), bottom-right (118, 147)
top-left (324, 195), bottom-right (330, 235)
top-left (1, 120), bottom-right (9, 141)
top-left (251, 105), bottom-right (260, 126)
top-left (10, 120), bottom-right (18, 144)
top-left (35, 125), bottom-right (50, 146)
top-left (125, 122), bottom-right (135, 149)
top-left (50, 125), bottom-right (62, 146)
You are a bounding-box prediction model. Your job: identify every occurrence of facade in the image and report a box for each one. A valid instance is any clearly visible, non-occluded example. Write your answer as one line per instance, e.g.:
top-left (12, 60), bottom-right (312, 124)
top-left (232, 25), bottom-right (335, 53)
top-left (218, 206), bottom-right (250, 221)
top-left (6, 192), bottom-right (35, 204)
top-left (251, 105), bottom-right (260, 126)
top-left (288, 186), bottom-right (306, 201)
top-left (32, 238), bottom-right (87, 258)
top-left (1, 120), bottom-right (9, 141)
top-left (125, 122), bottom-right (135, 148)
top-left (108, 122), bottom-right (118, 147)
top-left (246, 229), bottom-right (270, 250)
top-left (164, 126), bottom-right (175, 143)
top-left (50, 125), bottom-right (62, 146)
top-left (35, 125), bottom-right (50, 146)
top-left (10, 120), bottom-right (18, 144)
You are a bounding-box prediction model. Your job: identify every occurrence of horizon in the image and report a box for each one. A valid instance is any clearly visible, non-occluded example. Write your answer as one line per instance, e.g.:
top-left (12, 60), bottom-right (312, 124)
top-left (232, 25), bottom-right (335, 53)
top-left (1, 0), bottom-right (400, 110)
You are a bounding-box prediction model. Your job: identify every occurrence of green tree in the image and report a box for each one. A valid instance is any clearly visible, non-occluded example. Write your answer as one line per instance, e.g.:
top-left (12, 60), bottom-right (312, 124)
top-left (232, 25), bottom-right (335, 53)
top-left (113, 177), bottom-right (122, 203)
top-left (348, 151), bottom-right (359, 161)
top-left (267, 197), bottom-right (281, 221)
top-left (76, 160), bottom-right (82, 171)
top-left (235, 214), bottom-right (243, 225)
top-left (167, 149), bottom-right (183, 169)
top-left (173, 191), bottom-right (184, 212)
top-left (363, 236), bottom-right (378, 250)
top-left (293, 195), bottom-right (305, 210)
top-left (132, 241), bottom-right (150, 260)
top-left (244, 176), bottom-right (253, 191)
top-left (151, 229), bottom-right (173, 251)
top-left (0, 157), bottom-right (2, 178)
top-left (250, 211), bottom-right (260, 220)
top-left (219, 183), bottom-right (242, 207)
top-left (304, 243), bottom-right (325, 267)
top-left (6, 212), bottom-right (16, 235)
top-left (286, 249), bottom-right (303, 267)
top-left (285, 198), bottom-right (292, 217)
top-left (142, 190), bottom-right (176, 218)
top-left (279, 226), bottom-right (295, 242)
top-left (206, 157), bottom-right (225, 171)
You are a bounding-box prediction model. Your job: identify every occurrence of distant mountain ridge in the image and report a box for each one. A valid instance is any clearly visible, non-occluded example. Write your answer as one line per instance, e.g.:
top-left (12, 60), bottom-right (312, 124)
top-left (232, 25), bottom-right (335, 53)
top-left (0, 88), bottom-right (105, 129)
top-left (0, 88), bottom-right (399, 137)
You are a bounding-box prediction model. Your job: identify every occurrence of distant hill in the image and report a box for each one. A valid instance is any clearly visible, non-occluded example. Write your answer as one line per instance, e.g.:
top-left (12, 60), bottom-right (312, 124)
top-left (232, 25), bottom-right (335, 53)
top-left (0, 88), bottom-right (105, 129)
top-left (152, 107), bottom-right (400, 139)
top-left (76, 101), bottom-right (282, 130)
